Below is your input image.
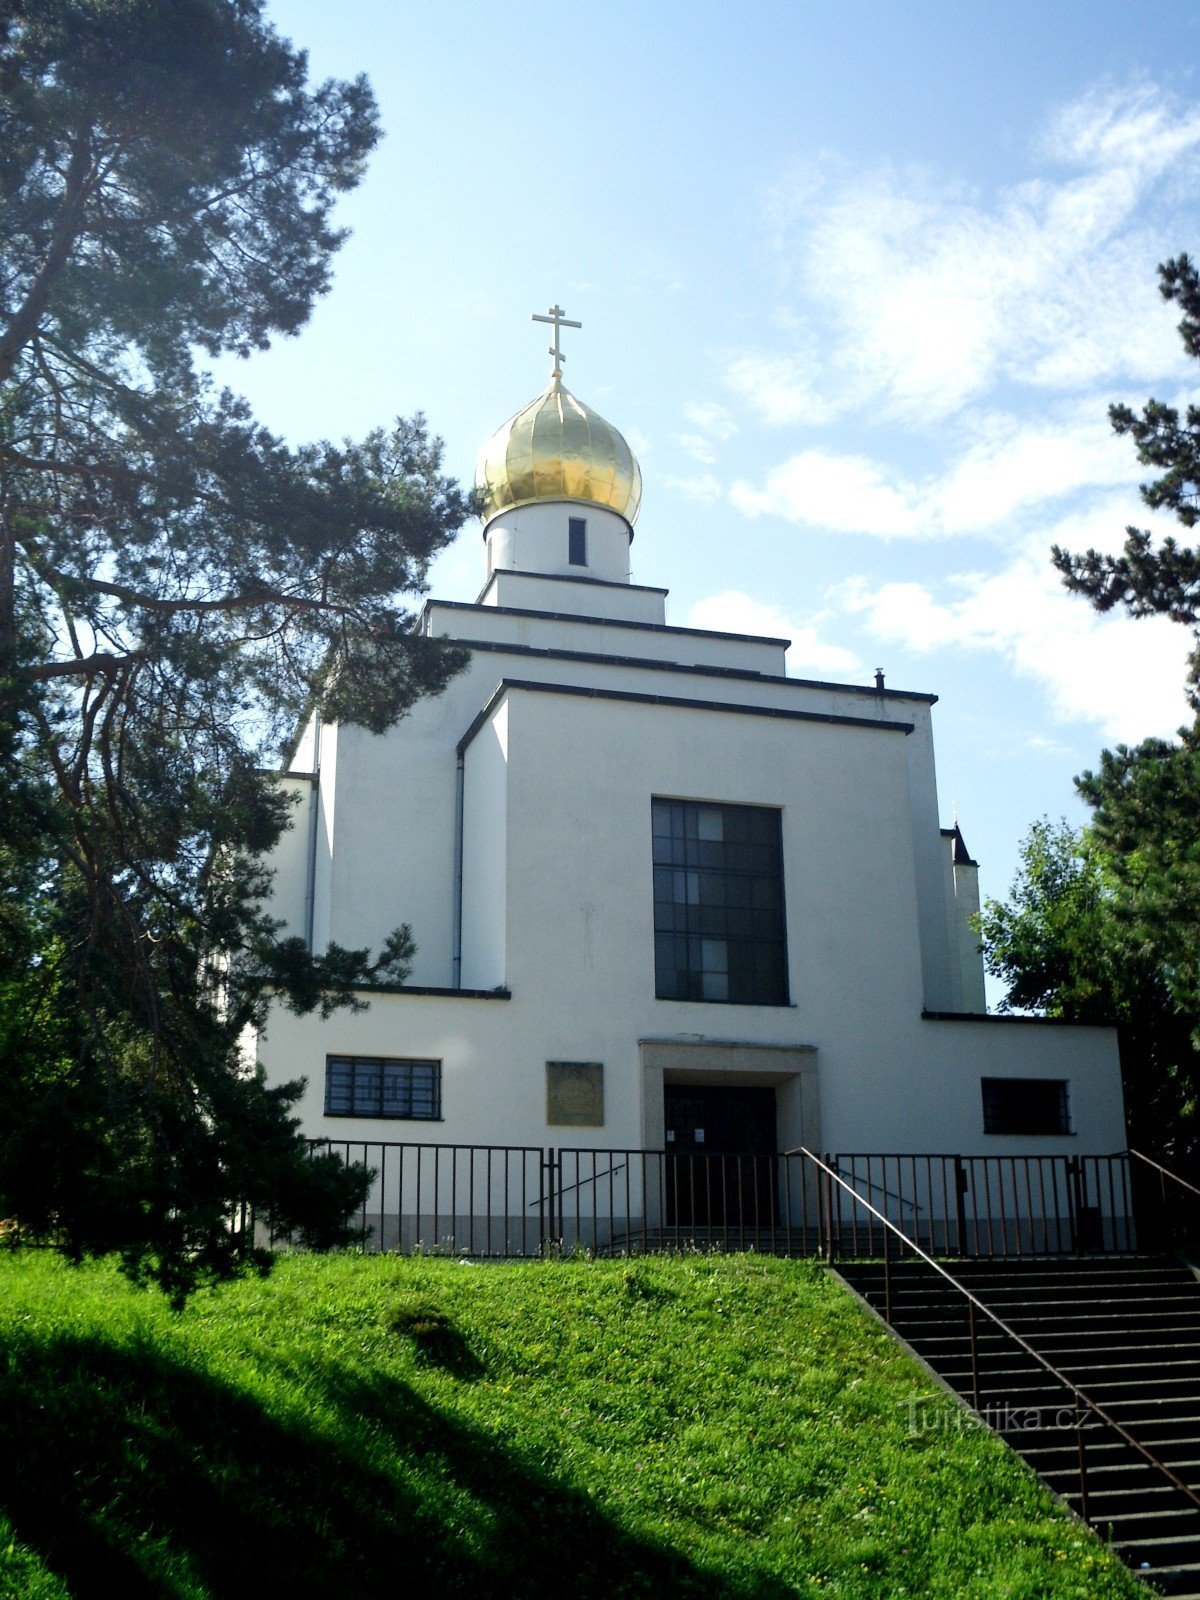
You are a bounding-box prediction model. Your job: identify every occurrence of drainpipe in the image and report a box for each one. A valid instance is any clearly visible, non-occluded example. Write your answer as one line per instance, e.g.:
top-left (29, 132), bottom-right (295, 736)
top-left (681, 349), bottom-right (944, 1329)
top-left (303, 718), bottom-right (322, 953)
top-left (452, 750), bottom-right (464, 987)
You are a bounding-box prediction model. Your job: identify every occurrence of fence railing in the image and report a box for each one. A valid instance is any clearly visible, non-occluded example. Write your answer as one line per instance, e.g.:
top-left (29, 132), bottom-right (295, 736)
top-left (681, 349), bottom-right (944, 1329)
top-left (299, 1139), bottom-right (547, 1258)
top-left (828, 1151), bottom-right (1137, 1256)
top-left (1127, 1146), bottom-right (1200, 1254)
top-left (802, 1146), bottom-right (1200, 1530)
top-left (272, 1140), bottom-right (1139, 1260)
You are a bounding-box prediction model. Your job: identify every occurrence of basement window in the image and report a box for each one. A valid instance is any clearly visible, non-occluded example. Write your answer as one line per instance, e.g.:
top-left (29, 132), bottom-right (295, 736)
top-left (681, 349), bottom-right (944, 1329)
top-left (325, 1056), bottom-right (442, 1120)
top-left (981, 1077), bottom-right (1070, 1136)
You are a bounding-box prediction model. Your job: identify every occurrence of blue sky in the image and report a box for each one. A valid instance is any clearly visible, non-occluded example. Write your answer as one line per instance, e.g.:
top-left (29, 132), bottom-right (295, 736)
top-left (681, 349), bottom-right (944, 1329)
top-left (215, 1), bottom-right (1200, 961)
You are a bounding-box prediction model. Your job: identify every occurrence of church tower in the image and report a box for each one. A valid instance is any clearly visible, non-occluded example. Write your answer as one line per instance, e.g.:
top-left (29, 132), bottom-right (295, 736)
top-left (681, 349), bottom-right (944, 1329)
top-left (475, 305), bottom-right (642, 585)
top-left (255, 303), bottom-right (1127, 1233)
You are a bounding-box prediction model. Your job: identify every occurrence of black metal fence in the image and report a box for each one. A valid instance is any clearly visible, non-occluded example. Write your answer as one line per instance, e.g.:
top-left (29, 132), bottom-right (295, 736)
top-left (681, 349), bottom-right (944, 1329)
top-left (827, 1151), bottom-right (1137, 1256)
top-left (271, 1140), bottom-right (1139, 1260)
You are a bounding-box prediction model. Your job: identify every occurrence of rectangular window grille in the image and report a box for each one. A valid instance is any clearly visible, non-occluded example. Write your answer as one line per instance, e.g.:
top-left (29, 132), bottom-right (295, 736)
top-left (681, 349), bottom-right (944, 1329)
top-left (981, 1077), bottom-right (1070, 1136)
top-left (324, 1056), bottom-right (442, 1120)
top-left (651, 799), bottom-right (788, 1004)
top-left (568, 516), bottom-right (587, 566)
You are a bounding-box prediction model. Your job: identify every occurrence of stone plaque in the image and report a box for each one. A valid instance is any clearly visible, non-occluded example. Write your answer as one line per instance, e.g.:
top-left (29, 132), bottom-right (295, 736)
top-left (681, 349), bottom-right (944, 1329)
top-left (546, 1061), bottom-right (604, 1127)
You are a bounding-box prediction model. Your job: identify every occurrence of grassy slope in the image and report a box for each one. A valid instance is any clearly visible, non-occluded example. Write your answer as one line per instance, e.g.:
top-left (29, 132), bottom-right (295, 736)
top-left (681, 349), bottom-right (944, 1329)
top-left (0, 1252), bottom-right (1146, 1599)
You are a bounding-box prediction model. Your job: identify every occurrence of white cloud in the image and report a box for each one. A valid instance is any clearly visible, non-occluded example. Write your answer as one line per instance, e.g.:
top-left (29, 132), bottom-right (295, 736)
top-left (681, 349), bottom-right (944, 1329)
top-left (839, 549), bottom-right (1191, 743)
top-left (731, 449), bottom-right (923, 536)
top-left (687, 590), bottom-right (861, 678)
top-left (726, 353), bottom-right (837, 427)
top-left (731, 84), bottom-right (1200, 428)
top-left (682, 401), bottom-right (738, 440)
top-left (674, 432), bottom-right (717, 464)
top-left (932, 407), bottom-right (1138, 534)
top-left (662, 472), bottom-right (723, 503)
top-left (730, 405), bottom-right (1143, 539)
top-left (674, 400), bottom-right (740, 464)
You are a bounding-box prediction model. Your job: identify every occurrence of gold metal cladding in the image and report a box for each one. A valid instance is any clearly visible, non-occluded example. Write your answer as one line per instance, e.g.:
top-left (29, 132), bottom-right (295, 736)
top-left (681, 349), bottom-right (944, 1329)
top-left (475, 375), bottom-right (642, 527)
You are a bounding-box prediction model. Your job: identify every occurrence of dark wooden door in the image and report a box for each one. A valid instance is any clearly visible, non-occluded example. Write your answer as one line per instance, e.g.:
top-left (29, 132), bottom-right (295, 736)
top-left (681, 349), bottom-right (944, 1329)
top-left (664, 1085), bottom-right (777, 1228)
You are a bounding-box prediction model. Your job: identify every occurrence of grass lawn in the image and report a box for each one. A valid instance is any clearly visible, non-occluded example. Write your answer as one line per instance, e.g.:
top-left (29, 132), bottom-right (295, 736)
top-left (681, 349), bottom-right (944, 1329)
top-left (0, 1250), bottom-right (1147, 1599)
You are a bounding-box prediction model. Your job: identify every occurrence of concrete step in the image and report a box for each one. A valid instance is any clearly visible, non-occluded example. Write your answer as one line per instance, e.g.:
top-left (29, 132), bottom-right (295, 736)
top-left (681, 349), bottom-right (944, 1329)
top-left (834, 1252), bottom-right (1200, 1594)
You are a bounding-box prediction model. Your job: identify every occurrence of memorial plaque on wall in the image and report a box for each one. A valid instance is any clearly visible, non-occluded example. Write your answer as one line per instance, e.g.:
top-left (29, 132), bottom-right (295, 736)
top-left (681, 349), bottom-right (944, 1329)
top-left (546, 1061), bottom-right (604, 1127)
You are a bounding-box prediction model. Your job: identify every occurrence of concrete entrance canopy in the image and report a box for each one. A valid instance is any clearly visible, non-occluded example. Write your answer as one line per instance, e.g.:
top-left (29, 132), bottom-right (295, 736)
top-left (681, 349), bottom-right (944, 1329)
top-left (639, 1038), bottom-right (820, 1153)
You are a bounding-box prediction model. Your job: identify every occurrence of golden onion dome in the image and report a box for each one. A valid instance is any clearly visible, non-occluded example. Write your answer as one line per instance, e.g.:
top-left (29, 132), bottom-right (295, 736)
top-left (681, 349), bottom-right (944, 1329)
top-left (476, 374), bottom-right (642, 532)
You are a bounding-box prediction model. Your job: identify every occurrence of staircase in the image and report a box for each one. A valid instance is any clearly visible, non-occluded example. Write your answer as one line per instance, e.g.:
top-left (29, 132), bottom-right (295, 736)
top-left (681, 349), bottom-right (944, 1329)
top-left (837, 1255), bottom-right (1200, 1596)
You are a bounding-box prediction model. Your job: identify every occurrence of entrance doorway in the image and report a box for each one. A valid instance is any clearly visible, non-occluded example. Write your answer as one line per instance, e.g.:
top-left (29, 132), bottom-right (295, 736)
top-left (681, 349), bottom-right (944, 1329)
top-left (664, 1083), bottom-right (778, 1228)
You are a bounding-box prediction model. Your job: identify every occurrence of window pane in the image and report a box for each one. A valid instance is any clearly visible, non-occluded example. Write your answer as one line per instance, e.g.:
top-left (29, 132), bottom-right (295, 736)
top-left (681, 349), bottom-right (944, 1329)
top-left (701, 937), bottom-right (728, 974)
top-left (568, 517), bottom-right (587, 566)
top-left (652, 801), bottom-right (787, 1005)
top-left (381, 1062), bottom-right (412, 1117)
top-left (982, 1078), bottom-right (1070, 1135)
top-left (351, 1061), bottom-right (381, 1114)
top-left (324, 1056), bottom-right (441, 1120)
top-left (697, 807), bottom-right (724, 842)
top-left (325, 1058), bottom-right (354, 1115)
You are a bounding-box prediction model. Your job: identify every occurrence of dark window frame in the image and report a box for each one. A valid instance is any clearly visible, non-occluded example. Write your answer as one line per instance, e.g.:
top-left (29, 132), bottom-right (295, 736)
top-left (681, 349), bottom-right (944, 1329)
top-left (568, 516), bottom-right (587, 566)
top-left (651, 798), bottom-right (789, 1006)
top-left (324, 1055), bottom-right (442, 1121)
top-left (981, 1077), bottom-right (1071, 1136)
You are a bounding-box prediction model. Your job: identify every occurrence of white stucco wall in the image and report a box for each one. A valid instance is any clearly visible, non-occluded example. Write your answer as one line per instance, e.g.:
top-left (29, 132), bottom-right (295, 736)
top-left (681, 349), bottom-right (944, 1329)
top-left (255, 550), bottom-right (1126, 1168)
top-left (460, 701), bottom-right (508, 990)
top-left (485, 502), bottom-right (632, 584)
top-left (261, 774), bottom-right (313, 940)
top-left (423, 597), bottom-right (790, 675)
top-left (480, 568), bottom-right (668, 625)
top-left (952, 861), bottom-right (986, 1014)
top-left (310, 721), bottom-right (337, 954)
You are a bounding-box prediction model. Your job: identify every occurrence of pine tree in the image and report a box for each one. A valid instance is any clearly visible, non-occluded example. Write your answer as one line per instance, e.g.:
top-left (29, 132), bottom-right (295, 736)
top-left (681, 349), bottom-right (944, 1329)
top-left (1037, 255), bottom-right (1200, 1156)
top-left (0, 0), bottom-right (473, 1297)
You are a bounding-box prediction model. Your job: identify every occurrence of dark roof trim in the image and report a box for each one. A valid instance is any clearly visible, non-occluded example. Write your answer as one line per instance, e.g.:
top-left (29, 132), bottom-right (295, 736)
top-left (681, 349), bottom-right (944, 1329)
top-left (476, 568), bottom-right (669, 603)
top-left (355, 982), bottom-right (512, 1000)
top-left (939, 824), bottom-right (978, 866)
top-left (424, 599), bottom-right (938, 704)
top-left (424, 596), bottom-right (791, 648)
top-left (458, 677), bottom-right (914, 756)
top-left (922, 1009), bottom-right (1113, 1030)
top-left (455, 635), bottom-right (938, 703)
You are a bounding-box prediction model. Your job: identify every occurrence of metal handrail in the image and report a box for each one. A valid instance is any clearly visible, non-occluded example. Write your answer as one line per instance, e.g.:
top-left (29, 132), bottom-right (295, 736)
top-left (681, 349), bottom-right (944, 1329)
top-left (830, 1157), bottom-right (924, 1216)
top-left (1129, 1146), bottom-right (1200, 1200)
top-left (792, 1145), bottom-right (1200, 1527)
top-left (528, 1160), bottom-right (629, 1210)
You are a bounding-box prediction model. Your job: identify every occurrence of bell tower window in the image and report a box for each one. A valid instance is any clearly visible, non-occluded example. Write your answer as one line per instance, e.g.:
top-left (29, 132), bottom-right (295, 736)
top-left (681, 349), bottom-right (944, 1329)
top-left (568, 517), bottom-right (587, 566)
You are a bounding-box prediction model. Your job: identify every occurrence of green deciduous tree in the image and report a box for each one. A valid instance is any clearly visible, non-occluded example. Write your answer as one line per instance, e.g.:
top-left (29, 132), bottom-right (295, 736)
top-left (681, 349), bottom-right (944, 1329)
top-left (0, 0), bottom-right (472, 1298)
top-left (979, 820), bottom-right (1198, 1156)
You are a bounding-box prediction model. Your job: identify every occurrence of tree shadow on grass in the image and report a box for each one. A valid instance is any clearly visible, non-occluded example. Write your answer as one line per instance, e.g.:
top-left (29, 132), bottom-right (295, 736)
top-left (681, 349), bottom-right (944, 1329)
top-left (0, 1331), bottom-right (791, 1599)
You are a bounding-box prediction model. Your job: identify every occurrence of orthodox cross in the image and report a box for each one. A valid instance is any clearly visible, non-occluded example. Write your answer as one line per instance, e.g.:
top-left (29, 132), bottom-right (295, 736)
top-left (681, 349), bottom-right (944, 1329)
top-left (532, 303), bottom-right (581, 376)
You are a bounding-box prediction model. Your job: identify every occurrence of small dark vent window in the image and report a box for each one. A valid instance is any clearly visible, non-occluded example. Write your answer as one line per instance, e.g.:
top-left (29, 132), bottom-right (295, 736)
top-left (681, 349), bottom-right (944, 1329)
top-left (981, 1077), bottom-right (1070, 1136)
top-left (568, 517), bottom-right (587, 566)
top-left (325, 1056), bottom-right (441, 1120)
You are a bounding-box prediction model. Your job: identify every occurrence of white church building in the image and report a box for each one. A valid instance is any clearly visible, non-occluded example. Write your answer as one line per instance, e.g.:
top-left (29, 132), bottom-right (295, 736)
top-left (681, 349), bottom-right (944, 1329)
top-left (256, 312), bottom-right (1129, 1250)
